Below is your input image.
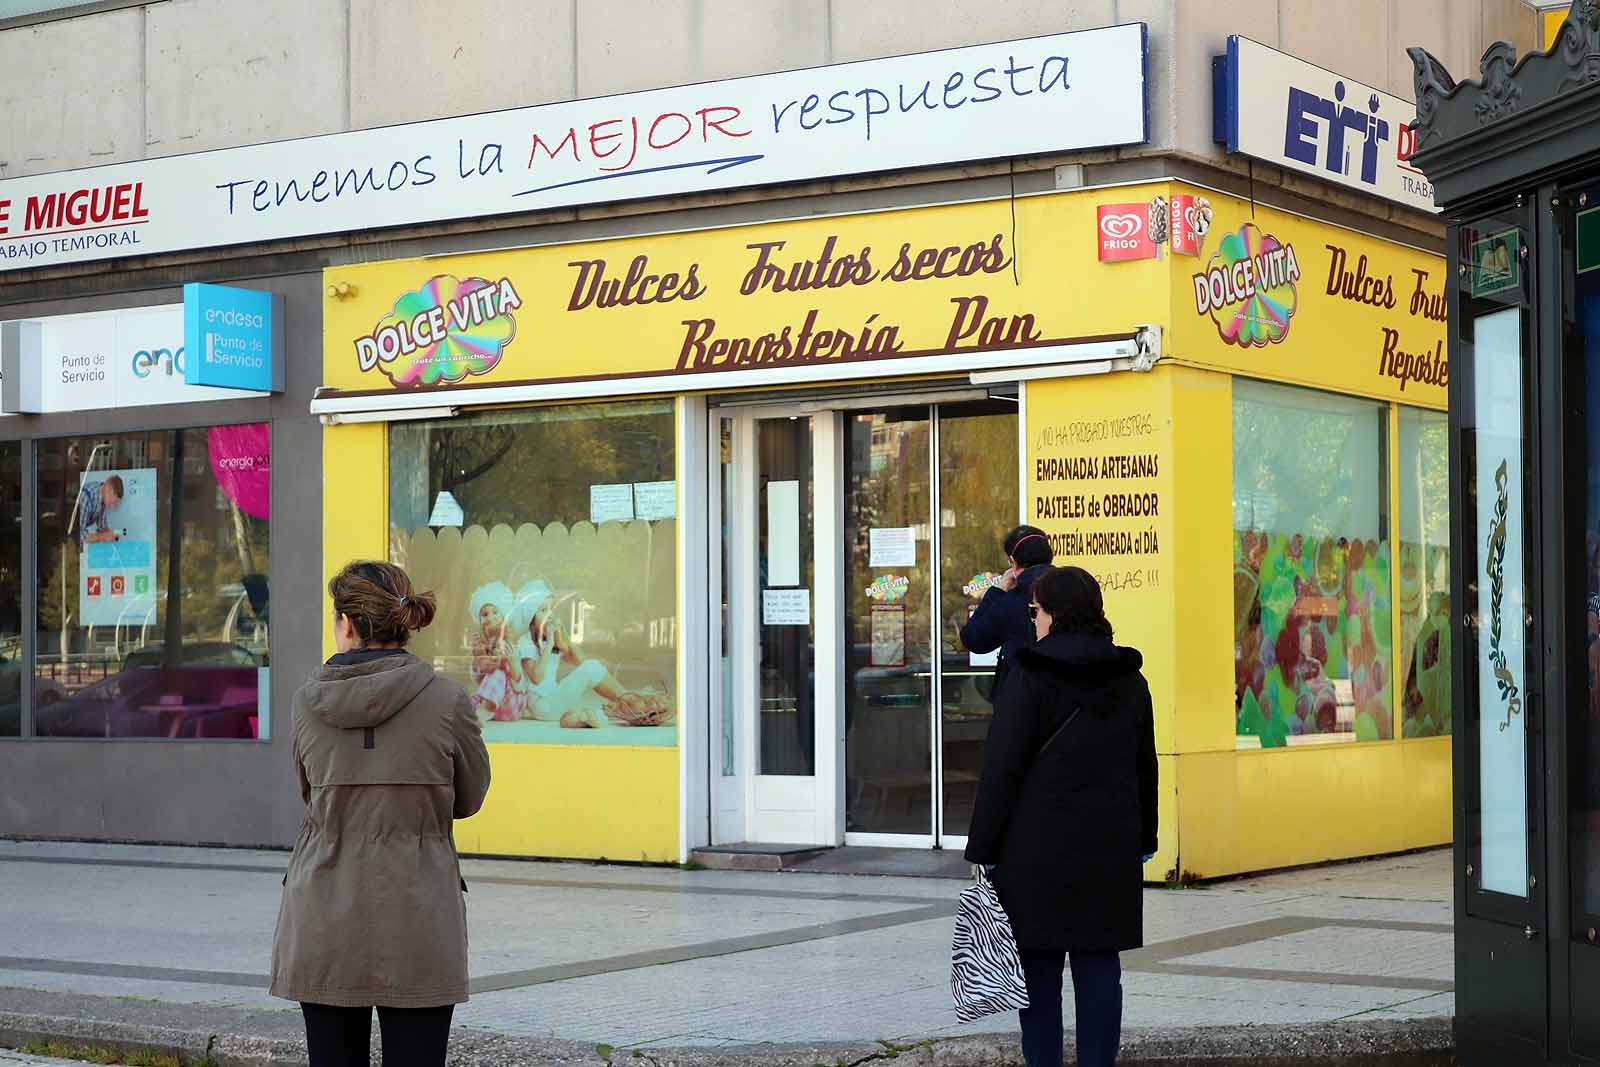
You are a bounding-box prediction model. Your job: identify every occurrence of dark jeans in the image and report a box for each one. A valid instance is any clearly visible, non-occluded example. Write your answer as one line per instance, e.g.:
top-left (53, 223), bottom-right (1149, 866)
top-left (1018, 948), bottom-right (1122, 1067)
top-left (301, 1002), bottom-right (455, 1067)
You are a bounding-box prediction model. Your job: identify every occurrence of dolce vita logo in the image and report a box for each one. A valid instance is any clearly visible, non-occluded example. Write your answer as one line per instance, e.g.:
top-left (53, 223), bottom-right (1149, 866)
top-left (1191, 223), bottom-right (1302, 347)
top-left (353, 274), bottom-right (522, 388)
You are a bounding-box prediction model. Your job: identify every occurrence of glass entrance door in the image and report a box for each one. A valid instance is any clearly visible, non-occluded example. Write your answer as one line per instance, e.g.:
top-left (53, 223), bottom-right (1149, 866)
top-left (713, 397), bottom-right (1016, 848)
top-left (843, 408), bottom-right (934, 839)
top-left (842, 400), bottom-right (1018, 847)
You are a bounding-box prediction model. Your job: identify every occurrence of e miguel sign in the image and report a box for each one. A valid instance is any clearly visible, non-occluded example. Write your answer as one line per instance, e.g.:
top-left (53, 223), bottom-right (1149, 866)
top-left (0, 25), bottom-right (1147, 274)
top-left (1215, 37), bottom-right (1434, 213)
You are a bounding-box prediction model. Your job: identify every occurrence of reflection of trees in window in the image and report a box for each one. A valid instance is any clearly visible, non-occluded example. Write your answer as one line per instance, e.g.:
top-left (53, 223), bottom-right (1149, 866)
top-left (393, 404), bottom-right (675, 534)
top-left (938, 411), bottom-right (1017, 650)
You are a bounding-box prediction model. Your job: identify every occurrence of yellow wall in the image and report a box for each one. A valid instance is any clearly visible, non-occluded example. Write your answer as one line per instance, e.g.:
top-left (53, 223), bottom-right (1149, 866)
top-left (321, 418), bottom-right (681, 864)
top-left (1173, 739), bottom-right (1452, 879)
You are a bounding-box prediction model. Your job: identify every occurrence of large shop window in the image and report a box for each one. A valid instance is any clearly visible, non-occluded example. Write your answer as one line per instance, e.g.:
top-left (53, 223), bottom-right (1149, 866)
top-left (389, 402), bottom-right (678, 746)
top-left (33, 426), bottom-right (272, 740)
top-left (1232, 380), bottom-right (1393, 748)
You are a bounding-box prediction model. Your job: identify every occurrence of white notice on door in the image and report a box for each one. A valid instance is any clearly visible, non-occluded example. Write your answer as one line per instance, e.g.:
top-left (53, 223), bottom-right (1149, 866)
top-left (589, 483), bottom-right (635, 524)
top-left (869, 526), bottom-right (916, 567)
top-left (762, 588), bottom-right (810, 626)
top-left (767, 480), bottom-right (801, 586)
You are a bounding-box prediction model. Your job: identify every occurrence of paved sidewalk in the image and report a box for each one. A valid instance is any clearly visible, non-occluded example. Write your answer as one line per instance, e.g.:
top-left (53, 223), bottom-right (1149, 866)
top-left (0, 841), bottom-right (1453, 1063)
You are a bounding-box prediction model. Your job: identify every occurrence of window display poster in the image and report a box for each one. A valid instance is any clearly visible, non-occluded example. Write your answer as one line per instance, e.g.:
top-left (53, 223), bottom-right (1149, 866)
top-left (77, 467), bottom-right (158, 626)
top-left (871, 605), bottom-right (906, 667)
top-left (589, 483), bottom-right (635, 524)
top-left (393, 520), bottom-right (679, 746)
top-left (869, 526), bottom-right (917, 567)
top-left (207, 422), bottom-right (271, 520)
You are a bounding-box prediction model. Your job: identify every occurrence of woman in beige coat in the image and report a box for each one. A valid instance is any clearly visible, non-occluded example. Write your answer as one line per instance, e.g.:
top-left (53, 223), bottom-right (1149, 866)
top-left (270, 560), bottom-right (491, 1067)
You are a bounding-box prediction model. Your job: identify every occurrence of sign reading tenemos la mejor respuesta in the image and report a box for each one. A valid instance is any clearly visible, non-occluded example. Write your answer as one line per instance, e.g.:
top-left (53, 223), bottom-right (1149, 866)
top-left (0, 25), bottom-right (1147, 272)
top-left (1216, 36), bottom-right (1434, 213)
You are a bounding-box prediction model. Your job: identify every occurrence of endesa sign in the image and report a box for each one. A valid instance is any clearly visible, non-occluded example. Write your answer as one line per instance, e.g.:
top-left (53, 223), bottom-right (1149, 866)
top-left (1214, 37), bottom-right (1435, 213)
top-left (0, 25), bottom-right (1147, 273)
top-left (183, 283), bottom-right (284, 393)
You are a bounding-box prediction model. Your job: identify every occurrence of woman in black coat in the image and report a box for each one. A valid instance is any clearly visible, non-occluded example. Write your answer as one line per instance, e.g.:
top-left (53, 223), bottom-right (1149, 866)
top-left (964, 566), bottom-right (1157, 1067)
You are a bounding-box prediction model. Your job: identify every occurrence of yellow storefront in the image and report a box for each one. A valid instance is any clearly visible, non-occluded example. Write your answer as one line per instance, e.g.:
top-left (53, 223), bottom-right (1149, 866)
top-left (315, 179), bottom-right (1448, 878)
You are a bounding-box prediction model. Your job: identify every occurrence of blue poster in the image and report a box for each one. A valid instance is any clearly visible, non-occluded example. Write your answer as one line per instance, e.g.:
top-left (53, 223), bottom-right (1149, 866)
top-left (76, 467), bottom-right (158, 627)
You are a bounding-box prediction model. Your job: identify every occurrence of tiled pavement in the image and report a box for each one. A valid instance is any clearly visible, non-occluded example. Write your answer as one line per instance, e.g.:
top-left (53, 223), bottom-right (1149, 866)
top-left (0, 840), bottom-right (1452, 1052)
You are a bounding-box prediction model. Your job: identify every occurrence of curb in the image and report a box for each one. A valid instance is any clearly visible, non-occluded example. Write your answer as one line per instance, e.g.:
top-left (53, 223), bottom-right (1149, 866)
top-left (0, 997), bottom-right (1454, 1067)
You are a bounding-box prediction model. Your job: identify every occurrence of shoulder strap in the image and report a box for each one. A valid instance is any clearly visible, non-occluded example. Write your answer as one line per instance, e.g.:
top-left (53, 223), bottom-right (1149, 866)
top-left (1031, 704), bottom-right (1081, 766)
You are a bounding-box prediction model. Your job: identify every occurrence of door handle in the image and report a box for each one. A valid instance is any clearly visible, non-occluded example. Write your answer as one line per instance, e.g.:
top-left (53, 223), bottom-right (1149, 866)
top-left (1525, 925), bottom-right (1540, 941)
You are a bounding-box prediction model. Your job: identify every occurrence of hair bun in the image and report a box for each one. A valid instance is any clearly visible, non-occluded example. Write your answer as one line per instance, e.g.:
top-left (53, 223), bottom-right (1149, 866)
top-left (402, 590), bottom-right (438, 633)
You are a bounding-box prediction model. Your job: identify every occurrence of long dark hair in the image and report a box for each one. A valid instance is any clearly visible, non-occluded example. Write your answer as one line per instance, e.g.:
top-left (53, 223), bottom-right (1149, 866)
top-left (329, 560), bottom-right (437, 647)
top-left (1032, 565), bottom-right (1114, 640)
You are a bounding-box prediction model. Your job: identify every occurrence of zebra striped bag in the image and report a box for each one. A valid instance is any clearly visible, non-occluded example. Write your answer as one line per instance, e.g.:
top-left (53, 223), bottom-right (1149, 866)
top-left (950, 869), bottom-right (1029, 1022)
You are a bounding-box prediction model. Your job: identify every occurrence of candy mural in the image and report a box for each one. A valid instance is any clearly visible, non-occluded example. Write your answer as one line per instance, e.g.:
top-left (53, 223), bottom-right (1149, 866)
top-left (1233, 530), bottom-right (1394, 747)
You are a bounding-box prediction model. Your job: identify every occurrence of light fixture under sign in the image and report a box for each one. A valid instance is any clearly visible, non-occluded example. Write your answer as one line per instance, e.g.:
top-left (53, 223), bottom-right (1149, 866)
top-left (320, 406), bottom-right (457, 425)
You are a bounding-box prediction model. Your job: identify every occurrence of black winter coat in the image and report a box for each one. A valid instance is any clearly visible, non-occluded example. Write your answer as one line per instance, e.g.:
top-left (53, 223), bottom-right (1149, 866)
top-left (963, 631), bottom-right (1158, 954)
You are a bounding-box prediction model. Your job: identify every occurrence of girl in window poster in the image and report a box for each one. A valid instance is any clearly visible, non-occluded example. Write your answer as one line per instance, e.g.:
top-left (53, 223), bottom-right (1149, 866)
top-left (467, 582), bottom-right (526, 723)
top-left (508, 581), bottom-right (673, 730)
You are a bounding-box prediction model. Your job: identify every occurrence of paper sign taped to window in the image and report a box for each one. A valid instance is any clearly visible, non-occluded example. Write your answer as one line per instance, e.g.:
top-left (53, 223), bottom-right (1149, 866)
top-left (427, 490), bottom-right (464, 528)
top-left (869, 526), bottom-right (916, 567)
top-left (633, 480), bottom-right (677, 520)
top-left (766, 480), bottom-right (801, 586)
top-left (590, 483), bottom-right (635, 524)
top-left (762, 588), bottom-right (810, 626)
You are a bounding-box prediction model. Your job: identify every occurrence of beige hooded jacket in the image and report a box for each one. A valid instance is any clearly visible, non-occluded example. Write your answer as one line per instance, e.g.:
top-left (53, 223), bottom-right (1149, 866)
top-left (269, 653), bottom-right (491, 1008)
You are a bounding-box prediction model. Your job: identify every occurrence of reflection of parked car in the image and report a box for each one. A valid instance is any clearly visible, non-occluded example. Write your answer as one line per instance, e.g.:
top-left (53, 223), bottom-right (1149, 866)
top-left (0, 657), bottom-right (67, 736)
top-left (34, 641), bottom-right (262, 739)
top-left (122, 641), bottom-right (262, 669)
